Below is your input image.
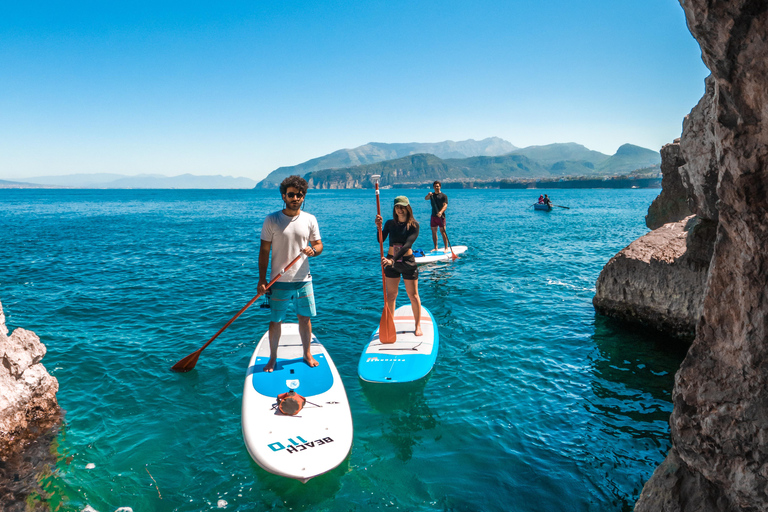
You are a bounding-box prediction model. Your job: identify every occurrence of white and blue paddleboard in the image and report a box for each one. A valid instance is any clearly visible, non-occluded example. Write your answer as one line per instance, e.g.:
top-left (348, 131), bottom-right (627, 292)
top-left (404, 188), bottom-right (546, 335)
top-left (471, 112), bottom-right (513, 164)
top-left (242, 324), bottom-right (353, 483)
top-left (358, 306), bottom-right (439, 383)
top-left (414, 246), bottom-right (468, 265)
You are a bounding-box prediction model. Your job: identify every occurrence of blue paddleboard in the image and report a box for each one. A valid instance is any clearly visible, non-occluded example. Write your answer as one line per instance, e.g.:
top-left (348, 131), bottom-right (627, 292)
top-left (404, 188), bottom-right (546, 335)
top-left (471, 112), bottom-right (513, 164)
top-left (358, 305), bottom-right (439, 383)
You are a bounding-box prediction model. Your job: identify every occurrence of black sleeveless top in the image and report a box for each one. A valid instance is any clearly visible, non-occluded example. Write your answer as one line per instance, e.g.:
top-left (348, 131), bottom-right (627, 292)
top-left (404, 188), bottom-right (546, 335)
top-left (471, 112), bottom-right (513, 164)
top-left (379, 219), bottom-right (419, 261)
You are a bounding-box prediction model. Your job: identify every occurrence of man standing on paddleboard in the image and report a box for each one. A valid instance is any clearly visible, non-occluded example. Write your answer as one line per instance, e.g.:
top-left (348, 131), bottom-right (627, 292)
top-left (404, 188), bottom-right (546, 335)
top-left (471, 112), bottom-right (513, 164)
top-left (258, 175), bottom-right (323, 372)
top-left (424, 180), bottom-right (448, 252)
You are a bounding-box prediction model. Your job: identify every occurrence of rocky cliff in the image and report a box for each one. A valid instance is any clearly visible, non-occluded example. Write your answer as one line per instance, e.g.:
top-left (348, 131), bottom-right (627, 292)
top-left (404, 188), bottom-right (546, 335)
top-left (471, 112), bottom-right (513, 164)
top-left (632, 1), bottom-right (768, 510)
top-left (645, 141), bottom-right (692, 230)
top-left (0, 300), bottom-right (61, 509)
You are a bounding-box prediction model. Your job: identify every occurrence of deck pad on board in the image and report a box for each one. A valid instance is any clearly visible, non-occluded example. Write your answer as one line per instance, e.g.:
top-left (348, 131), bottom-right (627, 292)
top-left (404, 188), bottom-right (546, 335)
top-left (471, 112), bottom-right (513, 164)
top-left (358, 306), bottom-right (439, 383)
top-left (242, 324), bottom-right (353, 483)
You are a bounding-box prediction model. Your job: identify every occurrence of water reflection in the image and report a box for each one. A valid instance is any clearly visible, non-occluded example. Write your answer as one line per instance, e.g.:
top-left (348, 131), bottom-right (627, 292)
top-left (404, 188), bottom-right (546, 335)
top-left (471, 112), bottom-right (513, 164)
top-left (360, 377), bottom-right (438, 462)
top-left (586, 314), bottom-right (690, 509)
top-left (248, 455), bottom-right (348, 510)
top-left (590, 314), bottom-right (688, 405)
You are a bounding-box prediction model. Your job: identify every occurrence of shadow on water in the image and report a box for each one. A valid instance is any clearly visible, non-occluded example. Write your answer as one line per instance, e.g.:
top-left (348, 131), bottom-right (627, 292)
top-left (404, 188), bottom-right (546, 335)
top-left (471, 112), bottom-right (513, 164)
top-left (247, 456), bottom-right (348, 510)
top-left (592, 313), bottom-right (690, 388)
top-left (591, 314), bottom-right (689, 401)
top-left (360, 376), bottom-right (439, 462)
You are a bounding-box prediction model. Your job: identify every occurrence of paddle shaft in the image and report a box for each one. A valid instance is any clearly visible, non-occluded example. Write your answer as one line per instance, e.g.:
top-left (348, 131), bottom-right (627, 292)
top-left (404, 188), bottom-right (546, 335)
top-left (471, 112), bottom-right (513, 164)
top-left (374, 179), bottom-right (389, 301)
top-left (372, 176), bottom-right (397, 343)
top-left (171, 253), bottom-right (304, 371)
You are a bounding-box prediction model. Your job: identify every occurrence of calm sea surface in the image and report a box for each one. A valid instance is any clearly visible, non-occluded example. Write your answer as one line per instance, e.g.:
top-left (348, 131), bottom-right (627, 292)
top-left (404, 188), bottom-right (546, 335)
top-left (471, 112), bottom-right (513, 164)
top-left (0, 188), bottom-right (687, 512)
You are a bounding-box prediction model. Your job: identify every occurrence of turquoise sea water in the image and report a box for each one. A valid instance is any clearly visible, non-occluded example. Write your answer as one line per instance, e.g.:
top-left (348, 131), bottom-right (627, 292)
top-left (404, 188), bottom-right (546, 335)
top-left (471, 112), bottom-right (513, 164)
top-left (0, 188), bottom-right (687, 512)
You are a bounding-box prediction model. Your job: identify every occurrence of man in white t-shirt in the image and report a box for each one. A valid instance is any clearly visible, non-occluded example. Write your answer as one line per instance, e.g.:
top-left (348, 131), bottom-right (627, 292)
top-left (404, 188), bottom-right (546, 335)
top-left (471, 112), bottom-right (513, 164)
top-left (258, 175), bottom-right (323, 372)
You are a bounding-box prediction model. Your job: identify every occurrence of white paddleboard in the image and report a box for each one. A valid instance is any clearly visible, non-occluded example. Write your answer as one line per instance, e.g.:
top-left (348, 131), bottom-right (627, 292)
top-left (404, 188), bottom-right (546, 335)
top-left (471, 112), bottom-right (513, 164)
top-left (242, 324), bottom-right (353, 483)
top-left (413, 246), bottom-right (468, 265)
top-left (358, 305), bottom-right (439, 383)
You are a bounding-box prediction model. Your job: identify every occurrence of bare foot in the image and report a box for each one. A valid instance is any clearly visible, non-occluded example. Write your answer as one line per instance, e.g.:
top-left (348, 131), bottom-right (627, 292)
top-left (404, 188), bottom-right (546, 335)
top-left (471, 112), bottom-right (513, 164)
top-left (304, 354), bottom-right (319, 367)
top-left (263, 359), bottom-right (276, 372)
top-left (415, 326), bottom-right (423, 336)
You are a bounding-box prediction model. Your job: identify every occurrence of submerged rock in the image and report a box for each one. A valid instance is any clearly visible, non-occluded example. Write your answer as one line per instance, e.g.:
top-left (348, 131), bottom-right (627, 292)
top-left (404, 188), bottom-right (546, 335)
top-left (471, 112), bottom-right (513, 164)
top-left (0, 300), bottom-right (62, 509)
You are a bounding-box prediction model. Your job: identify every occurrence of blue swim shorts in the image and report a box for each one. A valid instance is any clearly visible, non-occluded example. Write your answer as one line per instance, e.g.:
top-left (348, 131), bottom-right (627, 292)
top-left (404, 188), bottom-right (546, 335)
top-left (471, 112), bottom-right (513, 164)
top-left (268, 281), bottom-right (316, 322)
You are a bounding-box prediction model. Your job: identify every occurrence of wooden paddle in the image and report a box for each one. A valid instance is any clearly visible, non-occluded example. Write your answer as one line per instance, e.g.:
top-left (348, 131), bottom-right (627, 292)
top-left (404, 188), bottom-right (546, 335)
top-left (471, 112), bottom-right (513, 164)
top-left (443, 226), bottom-right (459, 260)
top-left (372, 175), bottom-right (396, 344)
top-left (552, 204), bottom-right (570, 209)
top-left (171, 252), bottom-right (304, 372)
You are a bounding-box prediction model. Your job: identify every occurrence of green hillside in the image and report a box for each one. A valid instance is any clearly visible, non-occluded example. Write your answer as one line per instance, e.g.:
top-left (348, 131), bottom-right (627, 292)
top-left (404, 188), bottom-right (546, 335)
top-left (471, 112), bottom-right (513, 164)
top-left (596, 143), bottom-right (661, 174)
top-left (304, 143), bottom-right (661, 188)
top-left (256, 137), bottom-right (517, 188)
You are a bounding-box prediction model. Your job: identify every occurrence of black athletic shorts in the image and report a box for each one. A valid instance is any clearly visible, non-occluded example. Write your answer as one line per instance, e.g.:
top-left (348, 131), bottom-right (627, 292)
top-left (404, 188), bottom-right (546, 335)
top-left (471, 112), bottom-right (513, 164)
top-left (384, 254), bottom-right (419, 281)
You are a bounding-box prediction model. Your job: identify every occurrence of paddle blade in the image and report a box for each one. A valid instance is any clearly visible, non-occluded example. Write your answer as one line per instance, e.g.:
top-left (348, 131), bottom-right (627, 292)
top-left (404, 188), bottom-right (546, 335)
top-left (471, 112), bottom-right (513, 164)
top-left (450, 250), bottom-right (459, 260)
top-left (171, 350), bottom-right (201, 372)
top-left (379, 305), bottom-right (397, 344)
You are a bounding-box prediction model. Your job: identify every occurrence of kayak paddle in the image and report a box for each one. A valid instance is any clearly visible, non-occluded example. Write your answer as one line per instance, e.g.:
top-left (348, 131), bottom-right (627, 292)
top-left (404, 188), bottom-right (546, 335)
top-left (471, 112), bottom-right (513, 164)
top-left (171, 252), bottom-right (305, 372)
top-left (372, 174), bottom-right (396, 344)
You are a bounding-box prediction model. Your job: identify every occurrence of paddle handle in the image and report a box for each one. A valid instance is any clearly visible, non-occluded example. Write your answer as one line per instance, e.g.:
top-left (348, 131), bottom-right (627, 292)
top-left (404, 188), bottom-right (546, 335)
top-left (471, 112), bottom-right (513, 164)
top-left (197, 253), bottom-right (304, 353)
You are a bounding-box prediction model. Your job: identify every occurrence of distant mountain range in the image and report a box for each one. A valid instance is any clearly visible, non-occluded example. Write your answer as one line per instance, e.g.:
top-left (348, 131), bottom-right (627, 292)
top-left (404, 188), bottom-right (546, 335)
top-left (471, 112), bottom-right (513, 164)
top-left (1, 138), bottom-right (661, 190)
top-left (303, 143), bottom-right (661, 189)
top-left (1, 173), bottom-right (259, 189)
top-left (255, 137), bottom-right (518, 188)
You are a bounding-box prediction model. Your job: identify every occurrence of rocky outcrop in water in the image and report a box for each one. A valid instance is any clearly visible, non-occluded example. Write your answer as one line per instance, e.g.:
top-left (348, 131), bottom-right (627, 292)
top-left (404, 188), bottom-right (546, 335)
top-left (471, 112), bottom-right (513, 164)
top-left (0, 300), bottom-right (61, 509)
top-left (633, 1), bottom-right (768, 510)
top-left (0, 301), bottom-right (60, 454)
top-left (593, 123), bottom-right (715, 340)
top-left (593, 215), bottom-right (711, 340)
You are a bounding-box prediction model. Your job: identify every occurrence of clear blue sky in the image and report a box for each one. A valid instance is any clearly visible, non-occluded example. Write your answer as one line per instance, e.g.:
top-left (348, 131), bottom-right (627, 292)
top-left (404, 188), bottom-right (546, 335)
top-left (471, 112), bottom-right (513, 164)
top-left (1, 0), bottom-right (709, 180)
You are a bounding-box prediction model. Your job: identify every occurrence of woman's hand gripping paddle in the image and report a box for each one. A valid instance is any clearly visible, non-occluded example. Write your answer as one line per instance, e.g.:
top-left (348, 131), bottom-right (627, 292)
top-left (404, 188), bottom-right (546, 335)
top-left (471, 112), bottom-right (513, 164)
top-left (171, 253), bottom-right (305, 372)
top-left (372, 175), bottom-right (397, 344)
top-left (430, 193), bottom-right (459, 260)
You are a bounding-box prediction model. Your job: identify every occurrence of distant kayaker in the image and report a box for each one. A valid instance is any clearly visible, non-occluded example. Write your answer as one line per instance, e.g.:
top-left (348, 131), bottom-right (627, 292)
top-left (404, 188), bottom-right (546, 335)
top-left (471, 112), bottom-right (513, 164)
top-left (375, 196), bottom-right (423, 336)
top-left (424, 180), bottom-right (449, 252)
top-left (258, 175), bottom-right (323, 372)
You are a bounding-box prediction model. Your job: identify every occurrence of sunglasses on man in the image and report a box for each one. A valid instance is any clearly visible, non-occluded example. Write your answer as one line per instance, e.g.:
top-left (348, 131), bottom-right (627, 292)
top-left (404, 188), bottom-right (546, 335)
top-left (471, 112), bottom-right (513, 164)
top-left (286, 192), bottom-right (304, 199)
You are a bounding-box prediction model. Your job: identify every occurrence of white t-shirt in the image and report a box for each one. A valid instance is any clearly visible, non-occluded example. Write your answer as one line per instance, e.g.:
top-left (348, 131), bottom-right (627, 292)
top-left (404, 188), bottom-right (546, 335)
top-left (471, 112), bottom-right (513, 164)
top-left (260, 210), bottom-right (321, 282)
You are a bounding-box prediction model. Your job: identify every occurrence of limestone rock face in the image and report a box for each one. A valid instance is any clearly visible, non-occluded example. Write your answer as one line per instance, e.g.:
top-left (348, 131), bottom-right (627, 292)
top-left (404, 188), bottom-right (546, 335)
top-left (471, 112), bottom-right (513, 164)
top-left (0, 300), bottom-right (61, 456)
top-left (646, 141), bottom-right (692, 230)
top-left (593, 216), bottom-right (709, 340)
top-left (635, 1), bottom-right (768, 510)
top-left (679, 75), bottom-right (721, 222)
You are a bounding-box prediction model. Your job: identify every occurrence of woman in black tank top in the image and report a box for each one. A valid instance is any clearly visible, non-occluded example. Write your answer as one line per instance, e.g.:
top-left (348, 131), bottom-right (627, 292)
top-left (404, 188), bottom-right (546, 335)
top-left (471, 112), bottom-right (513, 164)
top-left (375, 196), bottom-right (423, 336)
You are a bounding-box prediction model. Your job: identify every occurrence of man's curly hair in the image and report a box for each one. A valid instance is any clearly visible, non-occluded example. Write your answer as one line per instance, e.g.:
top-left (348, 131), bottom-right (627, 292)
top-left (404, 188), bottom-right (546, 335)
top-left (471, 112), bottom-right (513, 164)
top-left (280, 175), bottom-right (308, 195)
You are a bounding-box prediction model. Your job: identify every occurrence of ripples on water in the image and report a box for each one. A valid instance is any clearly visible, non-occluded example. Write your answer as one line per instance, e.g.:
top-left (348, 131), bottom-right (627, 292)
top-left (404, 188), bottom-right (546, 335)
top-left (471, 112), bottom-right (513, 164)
top-left (0, 188), bottom-right (688, 511)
